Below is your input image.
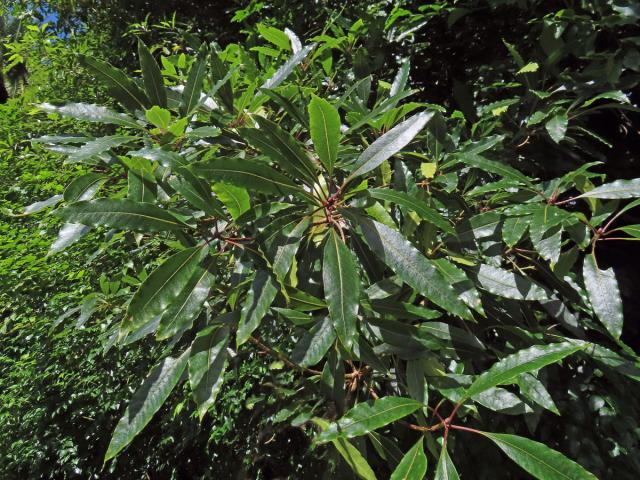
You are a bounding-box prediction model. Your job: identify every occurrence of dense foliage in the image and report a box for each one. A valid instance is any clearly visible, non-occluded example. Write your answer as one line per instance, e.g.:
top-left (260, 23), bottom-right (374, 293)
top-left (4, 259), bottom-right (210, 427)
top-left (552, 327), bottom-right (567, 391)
top-left (2, 1), bottom-right (640, 479)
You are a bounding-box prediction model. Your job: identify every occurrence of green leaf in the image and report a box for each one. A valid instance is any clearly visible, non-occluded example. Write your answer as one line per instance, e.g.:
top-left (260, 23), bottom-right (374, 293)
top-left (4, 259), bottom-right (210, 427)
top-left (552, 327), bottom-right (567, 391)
top-left (63, 173), bottom-right (108, 202)
top-left (517, 62), bottom-right (539, 74)
top-left (332, 437), bottom-right (378, 480)
top-left (57, 199), bottom-right (189, 232)
top-left (476, 264), bottom-right (547, 301)
top-left (169, 169), bottom-right (226, 217)
top-left (37, 102), bottom-right (142, 129)
top-left (49, 223), bottom-right (91, 255)
top-left (79, 55), bottom-right (151, 112)
top-left (180, 44), bottom-right (208, 116)
top-left (350, 214), bottom-right (471, 319)
top-left (104, 349), bottom-right (190, 461)
top-left (67, 135), bottom-right (136, 163)
top-left (517, 373), bottom-right (559, 415)
top-left (455, 153), bottom-right (533, 185)
top-left (272, 217), bottom-right (310, 283)
top-left (583, 254), bottom-right (623, 338)
top-left (464, 341), bottom-right (585, 399)
top-left (236, 271), bottom-right (278, 346)
top-left (138, 40), bottom-right (167, 107)
top-left (309, 95), bottom-right (341, 175)
top-left (145, 106), bottom-right (171, 129)
top-left (323, 229), bottom-right (360, 349)
top-left (390, 438), bottom-right (427, 480)
top-left (260, 44), bottom-right (314, 91)
top-left (189, 157), bottom-right (311, 200)
top-left (390, 59), bottom-right (410, 97)
top-left (434, 446), bottom-right (460, 480)
top-left (124, 245), bottom-right (208, 336)
top-left (291, 317), bottom-right (336, 367)
top-left (212, 182), bottom-right (250, 220)
top-left (347, 111), bottom-right (434, 181)
top-left (189, 325), bottom-right (229, 420)
top-left (481, 432), bottom-right (597, 480)
top-left (315, 397), bottom-right (422, 443)
top-left (368, 188), bottom-right (456, 234)
top-left (577, 178), bottom-right (640, 199)
top-left (257, 24), bottom-right (291, 51)
top-left (157, 262), bottom-right (215, 340)
top-left (545, 113), bottom-right (568, 143)
top-left (618, 224), bottom-right (640, 238)
top-left (239, 116), bottom-right (317, 185)
top-left (210, 50), bottom-right (234, 113)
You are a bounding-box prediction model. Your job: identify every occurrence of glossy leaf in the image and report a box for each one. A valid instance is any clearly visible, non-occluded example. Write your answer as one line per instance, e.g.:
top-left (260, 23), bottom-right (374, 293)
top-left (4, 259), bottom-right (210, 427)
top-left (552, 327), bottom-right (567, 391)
top-left (37, 102), bottom-right (142, 129)
top-left (583, 254), bottom-right (623, 338)
top-left (464, 341), bottom-right (585, 399)
top-left (369, 188), bottom-right (455, 234)
top-left (348, 111), bottom-right (434, 181)
top-left (545, 113), bottom-right (568, 143)
top-left (315, 397), bottom-right (422, 443)
top-left (434, 446), bottom-right (460, 480)
top-left (63, 173), bottom-right (108, 203)
top-left (57, 199), bottom-right (189, 232)
top-left (124, 245), bottom-right (208, 336)
top-left (309, 95), bottom-right (341, 174)
top-left (236, 271), bottom-right (278, 346)
top-left (189, 325), bottom-right (229, 420)
top-left (79, 55), bottom-right (150, 111)
top-left (291, 317), bottom-right (336, 367)
top-left (323, 229), bottom-right (360, 349)
top-left (66, 135), bottom-right (135, 163)
top-left (332, 437), bottom-right (378, 480)
top-left (104, 349), bottom-right (190, 461)
top-left (476, 264), bottom-right (547, 301)
top-left (482, 432), bottom-right (597, 479)
top-left (180, 44), bottom-right (208, 116)
top-left (138, 40), bottom-right (167, 107)
top-left (157, 262), bottom-right (215, 340)
top-left (577, 178), bottom-right (640, 199)
top-left (272, 217), bottom-right (310, 283)
top-left (351, 214), bottom-right (470, 318)
top-left (260, 43), bottom-right (315, 90)
top-left (390, 438), bottom-right (427, 480)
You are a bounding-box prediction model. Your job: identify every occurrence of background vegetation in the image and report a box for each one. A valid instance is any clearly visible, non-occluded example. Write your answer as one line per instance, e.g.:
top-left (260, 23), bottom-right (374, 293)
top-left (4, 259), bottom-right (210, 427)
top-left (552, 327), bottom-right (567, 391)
top-left (1, 1), bottom-right (639, 479)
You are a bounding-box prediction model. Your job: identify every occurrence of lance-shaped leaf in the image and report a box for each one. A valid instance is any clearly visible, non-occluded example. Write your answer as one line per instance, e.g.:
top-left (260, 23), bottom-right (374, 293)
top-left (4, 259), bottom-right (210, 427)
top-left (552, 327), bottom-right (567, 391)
top-left (323, 230), bottom-right (360, 349)
top-left (291, 317), bottom-right (336, 367)
top-left (272, 217), bottom-right (310, 282)
top-left (57, 199), bottom-right (189, 232)
top-left (577, 178), bottom-right (640, 199)
top-left (104, 349), bottom-right (190, 461)
top-left (189, 325), bottom-right (229, 420)
top-left (583, 254), bottom-right (623, 338)
top-left (64, 173), bottom-right (108, 203)
top-left (309, 95), bottom-right (341, 175)
top-left (347, 111), bottom-right (433, 181)
top-left (236, 271), bottom-right (278, 346)
top-left (138, 40), bottom-right (167, 107)
top-left (517, 373), bottom-right (559, 415)
top-left (315, 397), bottom-right (422, 443)
top-left (331, 436), bottom-right (377, 480)
top-left (476, 264), bottom-right (547, 301)
top-left (189, 157), bottom-right (311, 200)
top-left (124, 245), bottom-right (208, 336)
top-left (350, 214), bottom-right (470, 319)
top-left (66, 135), bottom-right (136, 163)
top-left (464, 341), bottom-right (586, 399)
top-left (481, 432), bottom-right (597, 480)
top-left (390, 438), bottom-right (427, 480)
top-left (79, 55), bottom-right (150, 112)
top-left (180, 44), bottom-right (208, 116)
top-left (239, 116), bottom-right (317, 185)
top-left (210, 49), bottom-right (234, 113)
top-left (260, 43), bottom-right (315, 91)
top-left (369, 188), bottom-right (455, 234)
top-left (212, 183), bottom-right (250, 220)
top-left (17, 194), bottom-right (62, 216)
top-left (390, 59), bottom-right (410, 97)
top-left (455, 153), bottom-right (533, 185)
top-left (262, 89), bottom-right (308, 128)
top-left (545, 113), bottom-right (568, 143)
top-left (157, 261), bottom-right (215, 340)
top-left (434, 446), bottom-right (460, 480)
top-left (49, 223), bottom-right (91, 255)
top-left (37, 102), bottom-right (142, 129)
top-left (170, 168), bottom-right (225, 217)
